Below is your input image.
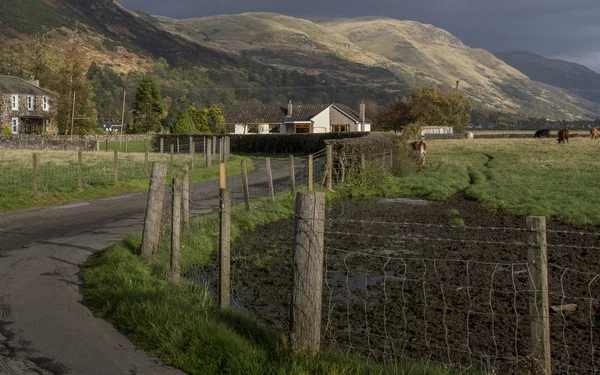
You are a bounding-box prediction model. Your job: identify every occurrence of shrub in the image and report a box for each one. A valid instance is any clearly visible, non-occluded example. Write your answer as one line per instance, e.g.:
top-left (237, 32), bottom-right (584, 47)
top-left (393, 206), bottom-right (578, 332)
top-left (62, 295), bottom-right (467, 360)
top-left (1, 125), bottom-right (12, 135)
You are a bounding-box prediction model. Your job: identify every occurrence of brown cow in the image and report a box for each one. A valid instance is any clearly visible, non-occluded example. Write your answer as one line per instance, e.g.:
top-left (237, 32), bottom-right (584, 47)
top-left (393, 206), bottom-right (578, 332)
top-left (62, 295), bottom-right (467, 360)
top-left (410, 140), bottom-right (427, 165)
top-left (557, 128), bottom-right (569, 144)
top-left (591, 128), bottom-right (599, 140)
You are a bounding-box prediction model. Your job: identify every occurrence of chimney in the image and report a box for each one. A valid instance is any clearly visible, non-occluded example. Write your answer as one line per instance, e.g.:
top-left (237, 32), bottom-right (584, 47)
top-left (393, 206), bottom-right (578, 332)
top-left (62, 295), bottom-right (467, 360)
top-left (29, 80), bottom-right (40, 87)
top-left (360, 100), bottom-right (366, 122)
top-left (287, 100), bottom-right (293, 117)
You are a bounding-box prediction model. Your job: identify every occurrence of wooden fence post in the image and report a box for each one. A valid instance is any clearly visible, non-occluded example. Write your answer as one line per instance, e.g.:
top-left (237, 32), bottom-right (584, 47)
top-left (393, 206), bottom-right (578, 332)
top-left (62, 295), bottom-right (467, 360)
top-left (144, 145), bottom-right (149, 175)
top-left (113, 150), bottom-right (118, 185)
top-left (203, 136), bottom-right (206, 158)
top-left (141, 163), bottom-right (168, 256)
top-left (326, 145), bottom-right (333, 191)
top-left (241, 159), bottom-right (250, 210)
top-left (225, 136), bottom-right (230, 162)
top-left (220, 162), bottom-right (227, 189)
top-left (389, 150), bottom-right (394, 171)
top-left (105, 138), bottom-right (108, 153)
top-left (171, 178), bottom-right (181, 286)
top-left (527, 216), bottom-right (551, 375)
top-left (170, 144), bottom-right (174, 172)
top-left (182, 165), bottom-right (190, 233)
top-left (77, 151), bottom-right (83, 191)
top-left (32, 153), bottom-right (38, 198)
top-left (219, 188), bottom-right (231, 308)
top-left (176, 137), bottom-right (180, 154)
top-left (125, 138), bottom-right (128, 153)
top-left (190, 139), bottom-right (195, 170)
top-left (212, 136), bottom-right (216, 159)
top-left (266, 157), bottom-right (275, 202)
top-left (160, 137), bottom-right (164, 154)
top-left (206, 138), bottom-right (212, 168)
top-left (289, 155), bottom-right (296, 195)
top-left (308, 154), bottom-right (313, 192)
top-left (290, 192), bottom-right (326, 355)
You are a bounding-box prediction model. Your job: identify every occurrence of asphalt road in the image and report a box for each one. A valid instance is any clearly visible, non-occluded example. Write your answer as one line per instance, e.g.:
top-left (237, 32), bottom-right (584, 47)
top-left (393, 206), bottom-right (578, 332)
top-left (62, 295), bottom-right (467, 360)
top-left (0, 158), bottom-right (300, 375)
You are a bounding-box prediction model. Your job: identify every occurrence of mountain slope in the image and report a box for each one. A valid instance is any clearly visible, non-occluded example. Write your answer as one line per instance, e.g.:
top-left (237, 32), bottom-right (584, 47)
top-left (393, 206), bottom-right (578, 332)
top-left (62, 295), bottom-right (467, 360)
top-left (495, 51), bottom-right (600, 104)
top-left (0, 0), bottom-right (238, 69)
top-left (158, 13), bottom-right (600, 119)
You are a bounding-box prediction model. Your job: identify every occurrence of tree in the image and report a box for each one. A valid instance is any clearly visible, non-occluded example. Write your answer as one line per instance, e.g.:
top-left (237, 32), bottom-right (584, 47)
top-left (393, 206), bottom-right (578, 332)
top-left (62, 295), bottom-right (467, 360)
top-left (206, 105), bottom-right (227, 134)
top-left (171, 105), bottom-right (211, 134)
top-left (53, 43), bottom-right (98, 135)
top-left (378, 97), bottom-right (413, 133)
top-left (132, 76), bottom-right (164, 133)
top-left (410, 87), bottom-right (472, 133)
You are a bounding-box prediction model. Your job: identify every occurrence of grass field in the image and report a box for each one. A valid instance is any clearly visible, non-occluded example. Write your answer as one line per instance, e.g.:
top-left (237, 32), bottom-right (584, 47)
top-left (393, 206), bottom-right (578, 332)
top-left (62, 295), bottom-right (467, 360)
top-left (98, 140), bottom-right (153, 152)
top-left (0, 150), bottom-right (252, 212)
top-left (390, 137), bottom-right (600, 225)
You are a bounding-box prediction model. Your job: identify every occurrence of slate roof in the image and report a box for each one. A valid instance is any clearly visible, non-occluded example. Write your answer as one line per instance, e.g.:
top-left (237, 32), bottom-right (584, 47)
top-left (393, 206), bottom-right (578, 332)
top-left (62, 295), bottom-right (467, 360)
top-left (220, 104), bottom-right (286, 124)
top-left (221, 103), bottom-right (369, 124)
top-left (0, 76), bottom-right (54, 96)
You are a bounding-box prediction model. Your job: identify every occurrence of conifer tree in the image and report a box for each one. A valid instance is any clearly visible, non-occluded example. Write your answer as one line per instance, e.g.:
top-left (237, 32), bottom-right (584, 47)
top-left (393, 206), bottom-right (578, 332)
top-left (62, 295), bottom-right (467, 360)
top-left (132, 76), bottom-right (164, 133)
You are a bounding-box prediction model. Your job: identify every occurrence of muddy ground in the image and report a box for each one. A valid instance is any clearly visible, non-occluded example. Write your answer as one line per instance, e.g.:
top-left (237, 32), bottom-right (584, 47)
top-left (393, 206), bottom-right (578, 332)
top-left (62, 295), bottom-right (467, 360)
top-left (225, 194), bottom-right (600, 374)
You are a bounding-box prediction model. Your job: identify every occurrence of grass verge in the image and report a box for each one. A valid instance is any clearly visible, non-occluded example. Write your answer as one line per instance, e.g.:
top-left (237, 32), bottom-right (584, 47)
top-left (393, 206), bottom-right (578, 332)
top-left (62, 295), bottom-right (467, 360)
top-left (84, 189), bottom-right (475, 375)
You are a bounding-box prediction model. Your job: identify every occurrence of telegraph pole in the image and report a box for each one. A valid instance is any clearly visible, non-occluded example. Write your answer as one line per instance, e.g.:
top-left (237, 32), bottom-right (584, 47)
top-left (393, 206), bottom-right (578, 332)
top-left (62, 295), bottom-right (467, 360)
top-left (120, 90), bottom-right (126, 147)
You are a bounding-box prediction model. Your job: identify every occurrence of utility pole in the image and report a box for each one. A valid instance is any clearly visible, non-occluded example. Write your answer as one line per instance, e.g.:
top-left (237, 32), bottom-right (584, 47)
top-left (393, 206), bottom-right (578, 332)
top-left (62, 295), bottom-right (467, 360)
top-left (70, 89), bottom-right (76, 140)
top-left (120, 90), bottom-right (126, 147)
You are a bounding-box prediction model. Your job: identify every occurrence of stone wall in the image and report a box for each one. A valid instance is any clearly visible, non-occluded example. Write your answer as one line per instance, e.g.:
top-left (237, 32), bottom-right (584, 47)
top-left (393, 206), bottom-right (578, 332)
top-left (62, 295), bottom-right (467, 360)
top-left (0, 135), bottom-right (98, 151)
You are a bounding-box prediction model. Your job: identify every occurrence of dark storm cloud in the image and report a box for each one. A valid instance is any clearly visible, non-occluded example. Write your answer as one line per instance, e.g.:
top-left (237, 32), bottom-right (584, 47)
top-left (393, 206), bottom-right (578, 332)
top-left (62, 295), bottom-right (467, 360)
top-left (118, 0), bottom-right (600, 71)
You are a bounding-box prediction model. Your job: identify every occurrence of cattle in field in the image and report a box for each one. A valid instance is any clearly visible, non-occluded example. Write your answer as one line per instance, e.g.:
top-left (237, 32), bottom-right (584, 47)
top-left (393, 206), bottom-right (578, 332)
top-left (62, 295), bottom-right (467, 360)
top-left (591, 128), bottom-right (599, 140)
top-left (570, 133), bottom-right (580, 138)
top-left (410, 140), bottom-right (427, 164)
top-left (534, 129), bottom-right (551, 138)
top-left (465, 132), bottom-right (474, 139)
top-left (557, 128), bottom-right (569, 144)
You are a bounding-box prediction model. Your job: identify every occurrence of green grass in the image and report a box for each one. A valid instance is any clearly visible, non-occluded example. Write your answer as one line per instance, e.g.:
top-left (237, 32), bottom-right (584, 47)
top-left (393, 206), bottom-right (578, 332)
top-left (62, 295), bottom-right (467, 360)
top-left (85, 189), bottom-right (474, 375)
top-left (99, 140), bottom-right (153, 152)
top-left (0, 151), bottom-right (253, 212)
top-left (389, 138), bottom-right (600, 225)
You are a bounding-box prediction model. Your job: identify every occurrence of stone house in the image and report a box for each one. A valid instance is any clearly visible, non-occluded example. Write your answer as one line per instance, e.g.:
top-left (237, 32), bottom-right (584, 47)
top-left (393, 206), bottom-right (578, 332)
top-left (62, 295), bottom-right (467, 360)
top-left (220, 101), bottom-right (371, 134)
top-left (0, 76), bottom-right (55, 134)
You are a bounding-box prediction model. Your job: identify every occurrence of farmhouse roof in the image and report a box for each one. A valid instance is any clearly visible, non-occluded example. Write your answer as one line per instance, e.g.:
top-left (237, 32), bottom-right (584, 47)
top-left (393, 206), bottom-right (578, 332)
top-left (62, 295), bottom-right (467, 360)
top-left (220, 103), bottom-right (369, 124)
top-left (0, 76), bottom-right (54, 96)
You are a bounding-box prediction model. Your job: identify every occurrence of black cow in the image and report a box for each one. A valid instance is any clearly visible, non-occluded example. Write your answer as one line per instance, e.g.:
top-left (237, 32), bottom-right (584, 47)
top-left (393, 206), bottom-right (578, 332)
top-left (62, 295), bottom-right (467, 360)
top-left (534, 129), bottom-right (551, 138)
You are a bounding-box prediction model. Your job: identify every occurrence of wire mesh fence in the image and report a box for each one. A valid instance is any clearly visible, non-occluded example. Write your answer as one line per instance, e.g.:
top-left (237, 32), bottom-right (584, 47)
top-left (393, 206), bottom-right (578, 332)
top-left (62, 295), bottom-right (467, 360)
top-left (132, 142), bottom-right (600, 374)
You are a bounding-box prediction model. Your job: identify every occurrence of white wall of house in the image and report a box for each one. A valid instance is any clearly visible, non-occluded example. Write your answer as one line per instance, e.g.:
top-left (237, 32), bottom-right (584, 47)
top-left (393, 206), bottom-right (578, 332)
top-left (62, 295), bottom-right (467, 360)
top-left (311, 108), bottom-right (329, 133)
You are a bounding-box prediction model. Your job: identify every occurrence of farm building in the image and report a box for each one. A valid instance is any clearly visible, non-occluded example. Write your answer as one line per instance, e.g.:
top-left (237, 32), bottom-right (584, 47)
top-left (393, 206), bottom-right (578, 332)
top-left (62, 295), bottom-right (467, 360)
top-left (421, 126), bottom-right (453, 136)
top-left (220, 101), bottom-right (371, 134)
top-left (0, 76), bottom-right (55, 134)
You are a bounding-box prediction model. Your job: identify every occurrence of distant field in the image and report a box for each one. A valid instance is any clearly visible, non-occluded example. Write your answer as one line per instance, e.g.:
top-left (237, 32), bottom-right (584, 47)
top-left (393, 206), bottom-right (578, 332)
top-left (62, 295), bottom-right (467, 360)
top-left (98, 140), bottom-right (152, 152)
top-left (391, 137), bottom-right (600, 225)
top-left (471, 129), bottom-right (591, 136)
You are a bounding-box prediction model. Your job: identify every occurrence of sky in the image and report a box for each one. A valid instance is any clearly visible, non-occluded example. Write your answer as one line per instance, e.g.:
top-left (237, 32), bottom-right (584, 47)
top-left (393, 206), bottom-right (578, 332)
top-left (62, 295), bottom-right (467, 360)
top-left (118, 0), bottom-right (600, 72)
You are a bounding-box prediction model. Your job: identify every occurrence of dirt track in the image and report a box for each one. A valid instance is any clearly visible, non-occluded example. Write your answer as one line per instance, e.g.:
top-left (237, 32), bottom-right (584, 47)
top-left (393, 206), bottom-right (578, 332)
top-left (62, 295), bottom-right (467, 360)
top-left (227, 193), bottom-right (600, 374)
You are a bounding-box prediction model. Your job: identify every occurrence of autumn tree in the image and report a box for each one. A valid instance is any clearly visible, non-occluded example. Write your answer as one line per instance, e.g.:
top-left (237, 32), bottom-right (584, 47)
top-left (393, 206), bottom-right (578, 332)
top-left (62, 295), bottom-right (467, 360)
top-left (378, 97), bottom-right (413, 133)
top-left (410, 86), bottom-right (472, 133)
top-left (132, 76), bottom-right (164, 133)
top-left (172, 105), bottom-right (211, 134)
top-left (206, 105), bottom-right (227, 134)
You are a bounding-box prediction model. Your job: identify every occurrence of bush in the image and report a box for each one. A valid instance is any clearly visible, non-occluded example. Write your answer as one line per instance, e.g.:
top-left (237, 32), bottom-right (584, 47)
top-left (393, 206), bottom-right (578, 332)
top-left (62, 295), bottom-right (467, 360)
top-left (1, 125), bottom-right (12, 135)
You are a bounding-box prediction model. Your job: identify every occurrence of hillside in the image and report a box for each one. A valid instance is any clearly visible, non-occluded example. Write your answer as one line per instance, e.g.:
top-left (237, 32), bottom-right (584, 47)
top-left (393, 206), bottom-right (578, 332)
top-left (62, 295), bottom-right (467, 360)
top-left (158, 13), bottom-right (600, 119)
top-left (495, 51), bottom-right (600, 104)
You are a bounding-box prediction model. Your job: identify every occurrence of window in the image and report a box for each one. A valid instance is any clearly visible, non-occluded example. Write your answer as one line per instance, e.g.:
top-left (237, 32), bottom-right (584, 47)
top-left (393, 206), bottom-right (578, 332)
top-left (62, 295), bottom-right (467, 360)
top-left (11, 118), bottom-right (18, 134)
top-left (28, 96), bottom-right (34, 111)
top-left (269, 124), bottom-right (280, 133)
top-left (11, 95), bottom-right (18, 111)
top-left (331, 124), bottom-right (348, 133)
top-left (42, 96), bottom-right (49, 111)
top-left (294, 123), bottom-right (311, 134)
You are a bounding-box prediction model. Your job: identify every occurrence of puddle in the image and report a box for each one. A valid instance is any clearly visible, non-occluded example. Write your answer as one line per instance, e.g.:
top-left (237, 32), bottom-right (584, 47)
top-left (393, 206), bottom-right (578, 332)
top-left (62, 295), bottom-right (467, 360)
top-left (379, 197), bottom-right (434, 205)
